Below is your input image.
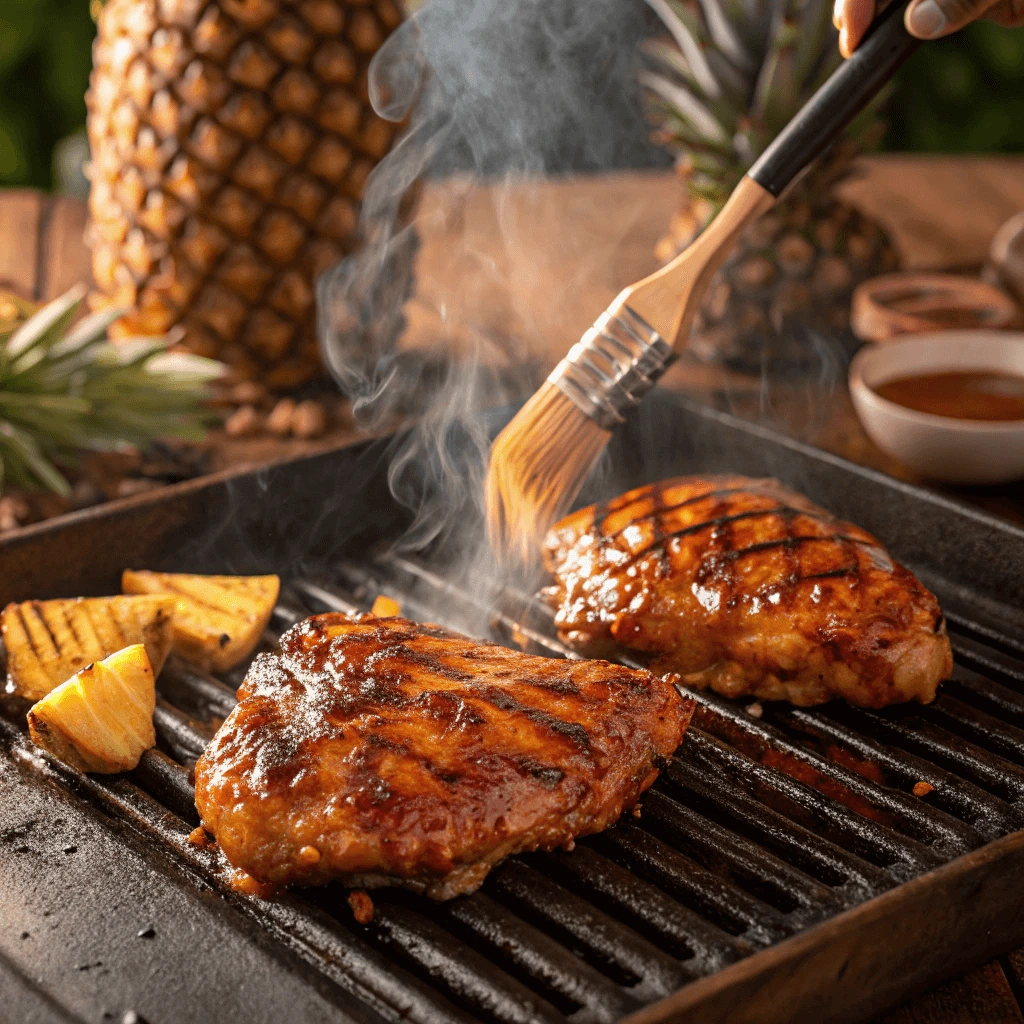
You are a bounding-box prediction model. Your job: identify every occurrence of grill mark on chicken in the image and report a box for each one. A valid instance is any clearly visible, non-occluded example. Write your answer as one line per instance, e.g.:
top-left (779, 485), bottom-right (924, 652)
top-left (355, 678), bottom-right (411, 709)
top-left (612, 504), bottom-right (820, 571)
top-left (361, 730), bottom-right (467, 789)
top-left (780, 504), bottom-right (800, 610)
top-left (472, 685), bottom-right (592, 751)
top-left (717, 534), bottom-right (879, 564)
top-left (544, 475), bottom-right (953, 709)
top-left (354, 691), bottom-right (576, 791)
top-left (516, 757), bottom-right (566, 788)
top-left (799, 563), bottom-right (859, 582)
top-left (713, 494), bottom-right (739, 610)
top-left (362, 643), bottom-right (478, 684)
top-left (603, 484), bottom-right (771, 542)
top-left (529, 675), bottom-right (581, 696)
top-left (195, 614), bottom-right (692, 899)
top-left (654, 480), bottom-right (676, 578)
top-left (423, 689), bottom-right (488, 727)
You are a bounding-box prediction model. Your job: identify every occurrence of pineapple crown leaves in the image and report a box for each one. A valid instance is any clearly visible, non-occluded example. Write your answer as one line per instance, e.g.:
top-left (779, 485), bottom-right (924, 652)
top-left (642, 0), bottom-right (890, 210)
top-left (0, 287), bottom-right (223, 498)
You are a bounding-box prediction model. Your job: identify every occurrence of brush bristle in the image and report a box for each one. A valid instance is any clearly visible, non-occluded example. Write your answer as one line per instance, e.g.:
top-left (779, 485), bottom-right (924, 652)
top-left (486, 382), bottom-right (611, 562)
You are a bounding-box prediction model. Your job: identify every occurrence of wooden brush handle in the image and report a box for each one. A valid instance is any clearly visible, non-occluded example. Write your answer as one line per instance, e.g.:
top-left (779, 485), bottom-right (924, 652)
top-left (749, 0), bottom-right (921, 197)
top-left (623, 176), bottom-right (775, 347)
top-left (620, 1), bottom-right (921, 351)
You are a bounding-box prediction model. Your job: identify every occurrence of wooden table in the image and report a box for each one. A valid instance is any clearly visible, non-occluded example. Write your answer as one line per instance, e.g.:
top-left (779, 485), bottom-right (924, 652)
top-left (3, 155), bottom-right (1024, 1023)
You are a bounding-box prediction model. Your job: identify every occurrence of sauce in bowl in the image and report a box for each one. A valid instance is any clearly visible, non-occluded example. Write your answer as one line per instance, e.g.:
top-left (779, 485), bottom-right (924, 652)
top-left (874, 371), bottom-right (1024, 422)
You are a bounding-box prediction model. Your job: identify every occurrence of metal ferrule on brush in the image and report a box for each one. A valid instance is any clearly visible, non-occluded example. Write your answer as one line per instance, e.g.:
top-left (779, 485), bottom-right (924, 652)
top-left (548, 305), bottom-right (677, 430)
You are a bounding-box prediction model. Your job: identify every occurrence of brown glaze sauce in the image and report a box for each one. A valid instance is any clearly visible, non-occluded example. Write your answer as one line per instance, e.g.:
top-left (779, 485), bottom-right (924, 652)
top-left (228, 867), bottom-right (278, 899)
top-left (875, 370), bottom-right (1024, 421)
top-left (347, 889), bottom-right (375, 924)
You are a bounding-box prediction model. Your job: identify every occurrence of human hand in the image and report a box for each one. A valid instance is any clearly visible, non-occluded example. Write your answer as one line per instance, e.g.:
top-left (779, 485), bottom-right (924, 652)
top-left (833, 0), bottom-right (1024, 56)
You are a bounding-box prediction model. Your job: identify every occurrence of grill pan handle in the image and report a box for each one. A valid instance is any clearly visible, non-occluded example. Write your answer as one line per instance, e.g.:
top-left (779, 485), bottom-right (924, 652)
top-left (748, 0), bottom-right (921, 197)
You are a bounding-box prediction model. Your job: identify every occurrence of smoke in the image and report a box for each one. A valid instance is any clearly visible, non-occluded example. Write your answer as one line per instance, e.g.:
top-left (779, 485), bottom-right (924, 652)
top-left (318, 0), bottom-right (664, 574)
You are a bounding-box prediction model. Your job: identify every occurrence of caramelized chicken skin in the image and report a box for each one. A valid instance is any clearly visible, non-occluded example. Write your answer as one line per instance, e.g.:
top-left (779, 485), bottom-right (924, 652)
top-left (544, 476), bottom-right (952, 708)
top-left (194, 614), bottom-right (693, 899)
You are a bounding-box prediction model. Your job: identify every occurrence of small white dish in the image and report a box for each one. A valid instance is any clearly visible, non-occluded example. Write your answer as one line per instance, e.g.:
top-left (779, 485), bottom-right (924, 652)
top-left (849, 331), bottom-right (1024, 485)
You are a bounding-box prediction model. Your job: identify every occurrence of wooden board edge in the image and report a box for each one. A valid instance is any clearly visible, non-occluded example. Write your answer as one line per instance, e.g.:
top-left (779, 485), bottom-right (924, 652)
top-left (625, 829), bottom-right (1024, 1024)
top-left (0, 429), bottom-right (379, 550)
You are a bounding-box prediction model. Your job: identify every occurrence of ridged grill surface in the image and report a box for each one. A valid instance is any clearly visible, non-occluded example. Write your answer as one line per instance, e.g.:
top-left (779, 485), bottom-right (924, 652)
top-left (3, 546), bottom-right (1024, 1024)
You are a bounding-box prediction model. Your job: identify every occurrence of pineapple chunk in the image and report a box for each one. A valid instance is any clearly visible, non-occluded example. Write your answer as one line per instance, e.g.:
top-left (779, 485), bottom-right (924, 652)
top-left (2, 595), bottom-right (175, 702)
top-left (122, 571), bottom-right (280, 673)
top-left (371, 595), bottom-right (401, 618)
top-left (27, 644), bottom-right (156, 773)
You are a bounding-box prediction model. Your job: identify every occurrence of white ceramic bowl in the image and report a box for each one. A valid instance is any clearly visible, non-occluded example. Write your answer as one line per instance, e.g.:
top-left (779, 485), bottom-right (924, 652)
top-left (849, 331), bottom-right (1024, 485)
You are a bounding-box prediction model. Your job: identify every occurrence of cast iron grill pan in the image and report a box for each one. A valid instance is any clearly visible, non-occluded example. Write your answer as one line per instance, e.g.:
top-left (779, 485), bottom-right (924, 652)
top-left (1, 394), bottom-right (1023, 1024)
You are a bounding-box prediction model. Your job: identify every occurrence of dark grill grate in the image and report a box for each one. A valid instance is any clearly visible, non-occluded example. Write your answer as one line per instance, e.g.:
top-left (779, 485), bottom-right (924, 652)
top-left (5, 540), bottom-right (1017, 1024)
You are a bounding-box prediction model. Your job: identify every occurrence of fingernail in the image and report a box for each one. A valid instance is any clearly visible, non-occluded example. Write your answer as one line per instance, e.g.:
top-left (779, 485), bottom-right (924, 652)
top-left (832, 0), bottom-right (843, 29)
top-left (907, 0), bottom-right (947, 37)
top-left (839, 25), bottom-right (851, 56)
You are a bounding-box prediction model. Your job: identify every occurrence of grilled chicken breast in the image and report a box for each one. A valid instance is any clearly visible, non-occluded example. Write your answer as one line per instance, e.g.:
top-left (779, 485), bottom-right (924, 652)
top-left (544, 476), bottom-right (952, 708)
top-left (194, 614), bottom-right (692, 899)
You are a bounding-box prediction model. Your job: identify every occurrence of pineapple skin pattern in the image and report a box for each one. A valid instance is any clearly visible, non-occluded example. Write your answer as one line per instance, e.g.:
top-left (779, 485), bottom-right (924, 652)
top-left (643, 0), bottom-right (900, 363)
top-left (86, 0), bottom-right (403, 390)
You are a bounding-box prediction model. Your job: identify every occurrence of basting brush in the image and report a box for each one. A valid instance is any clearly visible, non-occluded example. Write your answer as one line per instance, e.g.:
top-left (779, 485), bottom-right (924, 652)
top-left (486, 0), bottom-right (922, 560)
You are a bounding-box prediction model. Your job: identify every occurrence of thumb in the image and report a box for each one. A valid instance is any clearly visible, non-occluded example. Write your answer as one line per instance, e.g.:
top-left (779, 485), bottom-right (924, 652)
top-left (905, 0), bottom-right (999, 37)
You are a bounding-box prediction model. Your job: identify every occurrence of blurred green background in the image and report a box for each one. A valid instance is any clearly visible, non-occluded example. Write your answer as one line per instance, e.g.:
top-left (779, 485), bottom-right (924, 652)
top-left (0, 0), bottom-right (96, 192)
top-left (888, 23), bottom-right (1024, 152)
top-left (0, 0), bottom-right (1022, 193)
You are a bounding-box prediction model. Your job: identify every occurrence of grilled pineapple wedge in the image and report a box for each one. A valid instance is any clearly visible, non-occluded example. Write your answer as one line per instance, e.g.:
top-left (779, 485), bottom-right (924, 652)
top-left (3, 596), bottom-right (175, 702)
top-left (27, 644), bottom-right (156, 773)
top-left (122, 571), bottom-right (280, 673)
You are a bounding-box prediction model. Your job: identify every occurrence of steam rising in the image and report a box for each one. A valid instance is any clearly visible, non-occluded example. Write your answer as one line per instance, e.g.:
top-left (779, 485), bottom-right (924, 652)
top-left (316, 0), bottom-right (848, 621)
top-left (318, 0), bottom-right (662, 582)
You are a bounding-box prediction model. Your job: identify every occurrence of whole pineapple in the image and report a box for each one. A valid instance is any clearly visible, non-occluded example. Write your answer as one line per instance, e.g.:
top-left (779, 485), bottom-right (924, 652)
top-left (86, 0), bottom-right (405, 390)
top-left (642, 0), bottom-right (899, 370)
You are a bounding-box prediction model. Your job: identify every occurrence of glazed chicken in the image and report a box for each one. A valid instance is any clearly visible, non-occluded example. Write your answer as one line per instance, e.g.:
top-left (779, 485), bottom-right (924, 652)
top-left (544, 475), bottom-right (952, 708)
top-left (194, 614), bottom-right (693, 899)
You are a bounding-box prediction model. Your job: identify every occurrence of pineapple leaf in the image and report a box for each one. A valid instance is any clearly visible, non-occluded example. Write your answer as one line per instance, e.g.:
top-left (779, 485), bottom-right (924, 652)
top-left (144, 350), bottom-right (224, 384)
top-left (53, 307), bottom-right (124, 357)
top-left (749, 9), bottom-right (800, 126)
top-left (642, 0), bottom-right (883, 167)
top-left (748, 0), bottom-right (787, 105)
top-left (4, 286), bottom-right (85, 361)
top-left (99, 337), bottom-right (171, 369)
top-left (794, 0), bottom-right (841, 92)
top-left (697, 0), bottom-right (756, 72)
top-left (704, 50), bottom-right (748, 99)
top-left (0, 422), bottom-right (72, 497)
top-left (640, 72), bottom-right (730, 146)
top-left (0, 393), bottom-right (93, 414)
top-left (645, 0), bottom-right (723, 99)
top-left (758, 30), bottom-right (802, 135)
top-left (0, 288), bottom-right (223, 496)
top-left (643, 40), bottom-right (707, 96)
